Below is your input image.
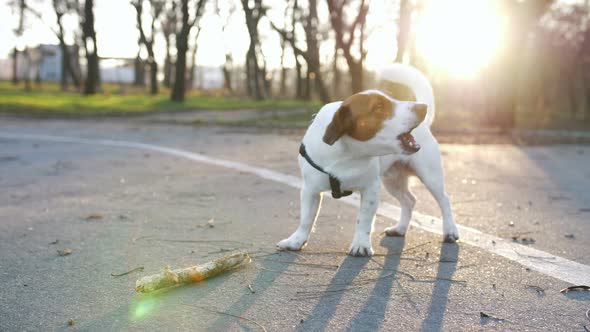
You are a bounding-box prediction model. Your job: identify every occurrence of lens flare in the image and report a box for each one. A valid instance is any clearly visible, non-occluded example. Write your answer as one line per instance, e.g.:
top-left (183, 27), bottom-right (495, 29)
top-left (415, 0), bottom-right (505, 78)
top-left (130, 296), bottom-right (159, 321)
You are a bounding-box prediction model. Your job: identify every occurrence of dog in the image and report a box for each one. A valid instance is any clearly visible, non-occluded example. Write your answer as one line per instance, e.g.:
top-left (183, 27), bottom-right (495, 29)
top-left (277, 63), bottom-right (459, 256)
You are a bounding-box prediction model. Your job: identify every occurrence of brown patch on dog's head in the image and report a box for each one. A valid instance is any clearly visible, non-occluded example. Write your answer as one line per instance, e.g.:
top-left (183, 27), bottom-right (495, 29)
top-left (323, 93), bottom-right (394, 145)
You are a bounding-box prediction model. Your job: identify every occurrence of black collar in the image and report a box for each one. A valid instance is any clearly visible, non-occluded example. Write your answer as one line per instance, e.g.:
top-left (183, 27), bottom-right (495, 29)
top-left (299, 143), bottom-right (353, 199)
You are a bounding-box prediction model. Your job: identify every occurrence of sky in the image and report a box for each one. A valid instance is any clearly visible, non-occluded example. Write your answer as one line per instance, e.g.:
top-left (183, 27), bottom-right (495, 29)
top-left (0, 0), bottom-right (538, 77)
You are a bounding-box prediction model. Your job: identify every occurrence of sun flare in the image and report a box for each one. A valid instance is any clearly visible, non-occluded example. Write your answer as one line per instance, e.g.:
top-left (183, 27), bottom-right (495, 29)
top-left (415, 0), bottom-right (505, 78)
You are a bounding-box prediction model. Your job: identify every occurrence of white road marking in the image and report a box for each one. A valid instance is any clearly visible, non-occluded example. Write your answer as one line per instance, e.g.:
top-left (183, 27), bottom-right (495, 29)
top-left (2, 132), bottom-right (589, 285)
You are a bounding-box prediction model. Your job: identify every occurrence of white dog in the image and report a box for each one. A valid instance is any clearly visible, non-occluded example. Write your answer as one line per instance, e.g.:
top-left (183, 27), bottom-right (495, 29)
top-left (277, 63), bottom-right (459, 256)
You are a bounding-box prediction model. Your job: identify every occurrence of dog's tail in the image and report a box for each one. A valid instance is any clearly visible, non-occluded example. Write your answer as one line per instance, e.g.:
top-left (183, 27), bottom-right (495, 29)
top-left (378, 63), bottom-right (435, 125)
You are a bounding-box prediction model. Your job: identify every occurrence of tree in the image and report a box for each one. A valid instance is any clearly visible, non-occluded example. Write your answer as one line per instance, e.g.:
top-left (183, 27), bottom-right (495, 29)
top-left (270, 0), bottom-right (330, 103)
top-left (326, 0), bottom-right (369, 94)
top-left (52, 0), bottom-right (81, 90)
top-left (9, 0), bottom-right (27, 86)
top-left (161, 1), bottom-right (177, 88)
top-left (187, 22), bottom-right (202, 89)
top-left (171, 0), bottom-right (207, 102)
top-left (241, 0), bottom-right (267, 100)
top-left (132, 0), bottom-right (164, 95)
top-left (215, 0), bottom-right (236, 93)
top-left (82, 0), bottom-right (100, 95)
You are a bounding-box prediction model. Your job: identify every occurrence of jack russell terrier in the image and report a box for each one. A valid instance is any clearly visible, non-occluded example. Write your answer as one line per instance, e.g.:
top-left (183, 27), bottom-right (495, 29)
top-left (277, 63), bottom-right (459, 256)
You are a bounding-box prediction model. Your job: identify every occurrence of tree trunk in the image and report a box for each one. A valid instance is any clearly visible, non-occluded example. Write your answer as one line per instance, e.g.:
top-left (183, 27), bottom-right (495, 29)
top-left (83, 0), bottom-right (99, 95)
top-left (12, 48), bottom-right (19, 85)
top-left (171, 35), bottom-right (187, 101)
top-left (134, 52), bottom-right (145, 86)
top-left (149, 60), bottom-right (158, 95)
top-left (187, 27), bottom-right (201, 90)
top-left (222, 56), bottom-right (232, 93)
top-left (171, 0), bottom-right (205, 102)
top-left (295, 54), bottom-right (303, 99)
top-left (163, 38), bottom-right (172, 88)
top-left (241, 0), bottom-right (266, 100)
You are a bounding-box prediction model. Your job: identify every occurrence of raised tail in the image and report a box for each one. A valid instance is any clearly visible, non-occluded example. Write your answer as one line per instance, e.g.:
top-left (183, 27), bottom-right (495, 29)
top-left (378, 63), bottom-right (435, 125)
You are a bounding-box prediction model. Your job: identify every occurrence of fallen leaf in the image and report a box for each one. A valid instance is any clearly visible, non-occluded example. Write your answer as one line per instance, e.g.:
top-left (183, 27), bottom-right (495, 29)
top-left (84, 214), bottom-right (103, 220)
top-left (57, 248), bottom-right (72, 256)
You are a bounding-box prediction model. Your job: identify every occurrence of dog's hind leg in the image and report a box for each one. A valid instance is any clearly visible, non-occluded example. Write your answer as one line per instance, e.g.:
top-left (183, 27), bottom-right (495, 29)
top-left (277, 188), bottom-right (323, 251)
top-left (383, 164), bottom-right (416, 237)
top-left (412, 144), bottom-right (459, 243)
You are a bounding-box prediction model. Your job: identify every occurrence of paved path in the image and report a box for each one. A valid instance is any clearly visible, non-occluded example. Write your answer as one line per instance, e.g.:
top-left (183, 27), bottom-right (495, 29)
top-left (0, 116), bottom-right (589, 331)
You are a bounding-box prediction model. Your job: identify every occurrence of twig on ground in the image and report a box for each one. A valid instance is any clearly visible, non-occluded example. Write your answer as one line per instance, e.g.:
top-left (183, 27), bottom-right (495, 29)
top-left (182, 303), bottom-right (267, 332)
top-left (258, 258), bottom-right (339, 269)
top-left (257, 266), bottom-right (311, 276)
top-left (480, 311), bottom-right (507, 322)
top-left (525, 285), bottom-right (545, 296)
top-left (560, 285), bottom-right (590, 293)
top-left (410, 276), bottom-right (467, 283)
top-left (111, 266), bottom-right (144, 277)
top-left (401, 241), bottom-right (432, 253)
top-left (135, 252), bottom-right (251, 293)
top-left (514, 251), bottom-right (557, 261)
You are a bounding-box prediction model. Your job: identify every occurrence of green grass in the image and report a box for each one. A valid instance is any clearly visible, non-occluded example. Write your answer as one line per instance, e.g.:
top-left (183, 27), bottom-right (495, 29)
top-left (0, 81), bottom-right (321, 117)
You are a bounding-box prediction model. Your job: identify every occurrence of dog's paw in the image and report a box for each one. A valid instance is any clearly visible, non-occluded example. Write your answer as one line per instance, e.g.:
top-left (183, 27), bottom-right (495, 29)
top-left (348, 240), bottom-right (374, 257)
top-left (384, 225), bottom-right (407, 237)
top-left (443, 224), bottom-right (459, 243)
top-left (277, 237), bottom-right (307, 251)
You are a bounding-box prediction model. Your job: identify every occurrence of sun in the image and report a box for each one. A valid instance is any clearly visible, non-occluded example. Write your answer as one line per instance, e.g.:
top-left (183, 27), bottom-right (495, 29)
top-left (414, 0), bottom-right (505, 78)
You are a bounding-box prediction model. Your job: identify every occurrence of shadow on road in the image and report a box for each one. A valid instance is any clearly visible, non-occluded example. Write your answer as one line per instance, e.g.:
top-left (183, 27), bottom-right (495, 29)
top-left (297, 253), bottom-right (372, 331)
top-left (209, 251), bottom-right (298, 331)
top-left (420, 242), bottom-right (460, 332)
top-left (347, 236), bottom-right (406, 331)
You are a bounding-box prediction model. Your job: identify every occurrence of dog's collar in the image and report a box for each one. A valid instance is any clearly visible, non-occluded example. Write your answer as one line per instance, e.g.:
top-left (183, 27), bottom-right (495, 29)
top-left (299, 143), bottom-right (353, 199)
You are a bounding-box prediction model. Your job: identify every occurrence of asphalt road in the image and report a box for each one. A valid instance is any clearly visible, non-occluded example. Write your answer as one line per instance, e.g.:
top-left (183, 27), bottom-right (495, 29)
top-left (0, 116), bottom-right (589, 331)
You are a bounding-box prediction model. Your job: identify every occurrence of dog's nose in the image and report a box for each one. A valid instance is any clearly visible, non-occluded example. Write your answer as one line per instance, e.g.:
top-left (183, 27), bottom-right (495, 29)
top-left (412, 103), bottom-right (428, 122)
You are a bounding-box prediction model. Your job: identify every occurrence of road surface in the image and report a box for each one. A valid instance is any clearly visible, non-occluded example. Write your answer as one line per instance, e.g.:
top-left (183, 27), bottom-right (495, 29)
top-left (0, 116), bottom-right (589, 331)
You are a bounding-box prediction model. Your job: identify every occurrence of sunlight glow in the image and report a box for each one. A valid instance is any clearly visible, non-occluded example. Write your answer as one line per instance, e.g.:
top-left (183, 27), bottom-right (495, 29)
top-left (415, 0), bottom-right (505, 78)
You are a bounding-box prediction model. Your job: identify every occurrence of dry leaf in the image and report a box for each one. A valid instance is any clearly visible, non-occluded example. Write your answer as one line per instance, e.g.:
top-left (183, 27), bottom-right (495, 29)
top-left (57, 248), bottom-right (72, 256)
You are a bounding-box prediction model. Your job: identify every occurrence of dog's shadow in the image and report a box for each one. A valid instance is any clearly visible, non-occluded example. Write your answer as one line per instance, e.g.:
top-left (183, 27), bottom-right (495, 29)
top-left (298, 236), bottom-right (405, 331)
top-left (420, 242), bottom-right (460, 332)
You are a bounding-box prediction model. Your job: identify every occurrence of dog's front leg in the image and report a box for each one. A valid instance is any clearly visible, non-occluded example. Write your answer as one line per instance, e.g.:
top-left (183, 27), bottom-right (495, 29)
top-left (277, 187), bottom-right (323, 251)
top-left (349, 184), bottom-right (380, 256)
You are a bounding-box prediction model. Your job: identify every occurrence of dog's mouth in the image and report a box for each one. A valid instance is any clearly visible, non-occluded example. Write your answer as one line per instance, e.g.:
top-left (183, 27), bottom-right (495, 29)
top-left (398, 132), bottom-right (420, 154)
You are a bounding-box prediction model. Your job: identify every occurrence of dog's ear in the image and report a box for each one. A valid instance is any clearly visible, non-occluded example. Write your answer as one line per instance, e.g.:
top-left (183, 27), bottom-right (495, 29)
top-left (323, 104), bottom-right (354, 145)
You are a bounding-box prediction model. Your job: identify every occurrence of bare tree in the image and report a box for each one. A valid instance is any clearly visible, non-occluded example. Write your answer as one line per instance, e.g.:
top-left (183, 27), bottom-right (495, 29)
top-left (132, 0), bottom-right (164, 95)
top-left (171, 0), bottom-right (207, 102)
top-left (326, 0), bottom-right (368, 94)
top-left (241, 0), bottom-right (267, 100)
top-left (161, 1), bottom-right (177, 88)
top-left (187, 23), bottom-right (202, 89)
top-left (216, 0), bottom-right (235, 93)
top-left (82, 0), bottom-right (100, 95)
top-left (9, 0), bottom-right (26, 85)
top-left (52, 0), bottom-right (81, 90)
top-left (271, 0), bottom-right (330, 102)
